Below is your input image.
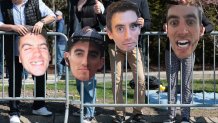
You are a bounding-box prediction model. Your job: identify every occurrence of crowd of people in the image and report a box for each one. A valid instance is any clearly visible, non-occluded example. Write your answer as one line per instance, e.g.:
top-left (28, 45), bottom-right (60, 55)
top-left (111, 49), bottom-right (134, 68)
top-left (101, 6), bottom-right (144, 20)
top-left (0, 0), bottom-right (214, 123)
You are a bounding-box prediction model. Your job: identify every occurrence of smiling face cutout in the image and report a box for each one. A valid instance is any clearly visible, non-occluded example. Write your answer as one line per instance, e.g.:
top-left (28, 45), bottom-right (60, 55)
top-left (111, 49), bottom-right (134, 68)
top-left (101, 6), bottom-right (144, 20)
top-left (19, 33), bottom-right (50, 76)
top-left (165, 5), bottom-right (204, 59)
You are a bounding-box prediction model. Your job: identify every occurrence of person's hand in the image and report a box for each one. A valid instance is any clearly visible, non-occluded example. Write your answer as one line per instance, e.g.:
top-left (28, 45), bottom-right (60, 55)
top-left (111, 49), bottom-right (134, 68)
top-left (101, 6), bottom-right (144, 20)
top-left (32, 21), bottom-right (44, 34)
top-left (77, 0), bottom-right (87, 11)
top-left (12, 25), bottom-right (28, 36)
top-left (137, 17), bottom-right (144, 28)
top-left (94, 0), bottom-right (102, 14)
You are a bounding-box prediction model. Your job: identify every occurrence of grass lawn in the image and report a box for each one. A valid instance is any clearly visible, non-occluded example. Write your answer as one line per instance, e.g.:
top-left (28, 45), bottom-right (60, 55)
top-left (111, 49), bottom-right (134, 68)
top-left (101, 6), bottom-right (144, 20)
top-left (0, 79), bottom-right (217, 104)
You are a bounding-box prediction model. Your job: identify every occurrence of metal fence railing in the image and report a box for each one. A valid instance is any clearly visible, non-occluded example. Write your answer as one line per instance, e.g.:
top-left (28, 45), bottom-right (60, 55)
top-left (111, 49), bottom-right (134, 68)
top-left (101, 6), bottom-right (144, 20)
top-left (0, 31), bottom-right (218, 123)
top-left (0, 31), bottom-right (69, 123)
top-left (72, 31), bottom-right (218, 123)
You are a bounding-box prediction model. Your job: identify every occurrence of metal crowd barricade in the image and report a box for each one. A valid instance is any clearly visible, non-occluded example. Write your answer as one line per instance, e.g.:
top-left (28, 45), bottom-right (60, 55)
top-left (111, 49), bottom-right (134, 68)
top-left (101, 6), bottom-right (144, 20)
top-left (1, 30), bottom-right (217, 123)
top-left (0, 31), bottom-right (69, 123)
top-left (70, 31), bottom-right (218, 123)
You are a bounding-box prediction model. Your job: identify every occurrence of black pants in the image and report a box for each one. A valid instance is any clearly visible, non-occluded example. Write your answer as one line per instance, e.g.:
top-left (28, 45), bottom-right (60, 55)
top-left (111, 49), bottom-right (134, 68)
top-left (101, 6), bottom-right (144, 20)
top-left (7, 56), bottom-right (46, 116)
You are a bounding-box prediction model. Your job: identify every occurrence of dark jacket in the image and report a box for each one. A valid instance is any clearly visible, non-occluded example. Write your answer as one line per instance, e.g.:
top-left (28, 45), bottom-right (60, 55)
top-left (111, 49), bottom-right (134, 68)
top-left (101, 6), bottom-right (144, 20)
top-left (202, 14), bottom-right (214, 34)
top-left (69, 0), bottom-right (105, 36)
top-left (1, 0), bottom-right (42, 57)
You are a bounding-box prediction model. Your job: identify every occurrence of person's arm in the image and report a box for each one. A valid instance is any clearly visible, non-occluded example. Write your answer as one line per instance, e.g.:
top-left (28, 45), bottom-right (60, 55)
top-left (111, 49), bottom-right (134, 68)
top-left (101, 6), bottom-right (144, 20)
top-left (202, 14), bottom-right (214, 34)
top-left (57, 19), bottom-right (65, 33)
top-left (96, 0), bottom-right (114, 27)
top-left (39, 0), bottom-right (56, 24)
top-left (32, 0), bottom-right (56, 34)
top-left (94, 0), bottom-right (106, 26)
top-left (0, 5), bottom-right (28, 35)
top-left (139, 0), bottom-right (151, 32)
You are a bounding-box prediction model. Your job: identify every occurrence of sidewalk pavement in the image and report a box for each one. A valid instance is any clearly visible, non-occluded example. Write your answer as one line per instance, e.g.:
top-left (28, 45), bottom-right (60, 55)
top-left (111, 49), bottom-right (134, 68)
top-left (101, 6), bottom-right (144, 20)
top-left (0, 71), bottom-right (218, 123)
top-left (1, 70), bottom-right (216, 85)
top-left (0, 102), bottom-right (218, 123)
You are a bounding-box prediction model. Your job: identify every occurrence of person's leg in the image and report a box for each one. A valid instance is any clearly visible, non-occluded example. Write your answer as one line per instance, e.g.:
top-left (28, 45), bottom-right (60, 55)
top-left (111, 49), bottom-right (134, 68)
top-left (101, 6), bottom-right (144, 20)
top-left (32, 74), bottom-right (46, 110)
top-left (128, 47), bottom-right (145, 115)
top-left (56, 43), bottom-right (66, 77)
top-left (108, 44), bottom-right (126, 117)
top-left (32, 74), bottom-right (52, 116)
top-left (76, 77), bottom-right (96, 118)
top-left (22, 69), bottom-right (28, 80)
top-left (7, 56), bottom-right (23, 116)
top-left (165, 49), bottom-right (180, 120)
top-left (181, 53), bottom-right (195, 120)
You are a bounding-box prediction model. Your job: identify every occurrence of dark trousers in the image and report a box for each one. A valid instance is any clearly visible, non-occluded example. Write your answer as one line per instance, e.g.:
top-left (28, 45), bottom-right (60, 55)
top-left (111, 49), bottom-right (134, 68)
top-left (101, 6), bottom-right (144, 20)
top-left (6, 56), bottom-right (46, 116)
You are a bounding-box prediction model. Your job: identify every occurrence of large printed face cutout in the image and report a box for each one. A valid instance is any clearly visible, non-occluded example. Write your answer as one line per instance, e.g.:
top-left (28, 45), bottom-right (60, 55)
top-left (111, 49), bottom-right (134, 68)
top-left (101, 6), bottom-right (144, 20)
top-left (107, 10), bottom-right (141, 52)
top-left (19, 33), bottom-right (50, 76)
top-left (64, 40), bottom-right (104, 81)
top-left (165, 5), bottom-right (204, 59)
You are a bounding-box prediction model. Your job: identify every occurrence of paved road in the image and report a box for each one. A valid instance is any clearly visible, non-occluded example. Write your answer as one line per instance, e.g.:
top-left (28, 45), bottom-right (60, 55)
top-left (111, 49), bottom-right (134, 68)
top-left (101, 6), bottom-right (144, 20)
top-left (0, 101), bottom-right (218, 123)
top-left (1, 70), bottom-right (217, 84)
top-left (0, 71), bottom-right (218, 123)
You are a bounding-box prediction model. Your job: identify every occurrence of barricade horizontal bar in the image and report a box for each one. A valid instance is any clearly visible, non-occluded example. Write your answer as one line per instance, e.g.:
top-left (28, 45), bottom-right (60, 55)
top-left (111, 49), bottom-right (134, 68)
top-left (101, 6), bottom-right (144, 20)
top-left (83, 104), bottom-right (218, 107)
top-left (0, 97), bottom-right (67, 101)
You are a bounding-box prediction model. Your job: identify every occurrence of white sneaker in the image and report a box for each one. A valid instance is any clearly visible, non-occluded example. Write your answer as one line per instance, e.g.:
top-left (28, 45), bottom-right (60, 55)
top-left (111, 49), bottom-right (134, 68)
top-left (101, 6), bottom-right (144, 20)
top-left (9, 115), bottom-right (20, 123)
top-left (83, 117), bottom-right (96, 123)
top-left (57, 75), bottom-right (61, 81)
top-left (83, 117), bottom-right (91, 123)
top-left (32, 107), bottom-right (52, 116)
top-left (83, 119), bottom-right (91, 123)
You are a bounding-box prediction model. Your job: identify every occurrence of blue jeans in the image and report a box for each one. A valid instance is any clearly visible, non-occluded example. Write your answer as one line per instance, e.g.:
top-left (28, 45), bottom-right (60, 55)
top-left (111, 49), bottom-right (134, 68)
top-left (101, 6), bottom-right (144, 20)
top-left (22, 69), bottom-right (28, 79)
top-left (76, 77), bottom-right (96, 118)
top-left (56, 43), bottom-right (66, 76)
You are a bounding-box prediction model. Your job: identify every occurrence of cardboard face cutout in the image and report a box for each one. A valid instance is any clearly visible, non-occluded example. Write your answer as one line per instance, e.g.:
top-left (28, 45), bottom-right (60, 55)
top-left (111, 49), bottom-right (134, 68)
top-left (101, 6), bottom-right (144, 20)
top-left (64, 41), bottom-right (104, 81)
top-left (19, 33), bottom-right (50, 76)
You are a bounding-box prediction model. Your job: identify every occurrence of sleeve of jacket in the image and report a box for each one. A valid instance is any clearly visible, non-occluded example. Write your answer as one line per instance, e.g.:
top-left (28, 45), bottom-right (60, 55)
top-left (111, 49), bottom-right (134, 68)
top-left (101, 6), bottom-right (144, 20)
top-left (97, 12), bottom-right (106, 26)
top-left (140, 0), bottom-right (151, 32)
top-left (202, 14), bottom-right (214, 34)
top-left (96, 0), bottom-right (113, 27)
top-left (75, 4), bottom-right (95, 22)
top-left (80, 5), bottom-right (95, 17)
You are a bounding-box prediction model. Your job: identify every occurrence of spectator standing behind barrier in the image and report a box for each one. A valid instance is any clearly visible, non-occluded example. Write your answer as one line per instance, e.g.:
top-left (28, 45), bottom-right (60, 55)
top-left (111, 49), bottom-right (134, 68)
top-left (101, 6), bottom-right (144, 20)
top-left (69, 0), bottom-right (105, 35)
top-left (69, 0), bottom-right (105, 122)
top-left (64, 27), bottom-right (105, 123)
top-left (163, 0), bottom-right (213, 122)
top-left (106, 0), bottom-right (150, 122)
top-left (55, 10), bottom-right (66, 80)
top-left (0, 0), bottom-right (55, 123)
top-left (18, 26), bottom-right (50, 76)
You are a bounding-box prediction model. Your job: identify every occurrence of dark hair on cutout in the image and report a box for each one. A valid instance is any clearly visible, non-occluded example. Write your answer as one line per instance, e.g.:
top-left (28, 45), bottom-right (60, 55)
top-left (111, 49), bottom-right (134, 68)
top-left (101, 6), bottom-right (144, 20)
top-left (66, 26), bottom-right (105, 57)
top-left (106, 0), bottom-right (140, 32)
top-left (18, 25), bottom-right (48, 48)
top-left (166, 0), bottom-right (203, 24)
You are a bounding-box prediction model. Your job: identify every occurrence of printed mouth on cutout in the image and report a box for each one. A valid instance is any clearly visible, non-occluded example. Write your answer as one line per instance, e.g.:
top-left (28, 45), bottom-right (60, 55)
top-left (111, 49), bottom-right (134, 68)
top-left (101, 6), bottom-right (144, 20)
top-left (176, 40), bottom-right (190, 48)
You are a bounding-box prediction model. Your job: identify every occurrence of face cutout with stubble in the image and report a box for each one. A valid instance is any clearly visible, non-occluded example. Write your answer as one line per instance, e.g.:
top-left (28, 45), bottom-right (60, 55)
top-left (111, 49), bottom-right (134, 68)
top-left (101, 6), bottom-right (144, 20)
top-left (165, 5), bottom-right (204, 59)
top-left (64, 41), bottom-right (104, 81)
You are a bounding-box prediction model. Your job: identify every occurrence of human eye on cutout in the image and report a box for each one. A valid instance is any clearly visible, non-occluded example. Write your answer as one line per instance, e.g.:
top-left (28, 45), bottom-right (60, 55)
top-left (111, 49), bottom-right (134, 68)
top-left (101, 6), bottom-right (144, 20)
top-left (40, 45), bottom-right (48, 50)
top-left (23, 45), bottom-right (32, 51)
top-left (116, 26), bottom-right (124, 33)
top-left (186, 18), bottom-right (196, 26)
top-left (89, 52), bottom-right (98, 59)
top-left (130, 23), bottom-right (139, 30)
top-left (74, 51), bottom-right (84, 57)
top-left (169, 19), bottom-right (179, 27)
